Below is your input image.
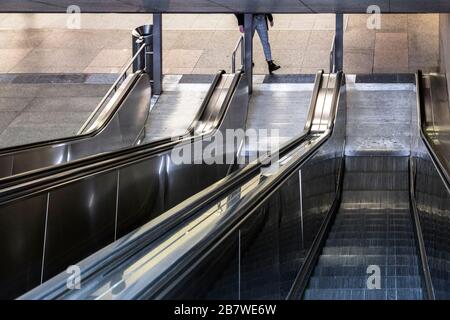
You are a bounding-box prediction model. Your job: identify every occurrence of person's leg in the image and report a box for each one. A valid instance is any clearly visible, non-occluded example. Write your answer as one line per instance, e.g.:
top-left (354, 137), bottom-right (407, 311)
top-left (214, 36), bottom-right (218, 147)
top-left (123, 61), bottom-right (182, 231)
top-left (254, 15), bottom-right (280, 73)
top-left (255, 15), bottom-right (272, 61)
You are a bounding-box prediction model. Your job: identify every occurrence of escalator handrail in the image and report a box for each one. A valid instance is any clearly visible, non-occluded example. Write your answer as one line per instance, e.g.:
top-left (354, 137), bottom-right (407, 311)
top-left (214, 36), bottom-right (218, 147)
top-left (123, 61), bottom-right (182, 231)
top-left (0, 71), bottom-right (242, 202)
top-left (20, 71), bottom-right (343, 300)
top-left (0, 69), bottom-right (224, 159)
top-left (186, 70), bottom-right (226, 134)
top-left (304, 70), bottom-right (324, 134)
top-left (78, 43), bottom-right (148, 134)
top-left (0, 44), bottom-right (148, 156)
top-left (408, 157), bottom-right (436, 300)
top-left (22, 130), bottom-right (331, 300)
top-left (416, 71), bottom-right (450, 192)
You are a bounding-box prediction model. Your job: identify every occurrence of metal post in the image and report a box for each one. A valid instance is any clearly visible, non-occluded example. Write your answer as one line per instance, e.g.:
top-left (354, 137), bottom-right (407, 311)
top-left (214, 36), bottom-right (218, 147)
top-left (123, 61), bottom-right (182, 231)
top-left (244, 14), bottom-right (253, 94)
top-left (334, 13), bottom-right (344, 72)
top-left (153, 13), bottom-right (163, 95)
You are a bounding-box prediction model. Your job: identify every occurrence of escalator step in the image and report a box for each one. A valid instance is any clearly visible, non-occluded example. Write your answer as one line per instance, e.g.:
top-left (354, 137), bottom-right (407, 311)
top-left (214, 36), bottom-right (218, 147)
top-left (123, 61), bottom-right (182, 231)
top-left (307, 276), bottom-right (422, 289)
top-left (322, 246), bottom-right (417, 256)
top-left (303, 288), bottom-right (423, 300)
top-left (312, 265), bottom-right (420, 277)
top-left (325, 239), bottom-right (416, 247)
top-left (330, 225), bottom-right (414, 233)
top-left (317, 254), bottom-right (418, 266)
top-left (326, 231), bottom-right (415, 240)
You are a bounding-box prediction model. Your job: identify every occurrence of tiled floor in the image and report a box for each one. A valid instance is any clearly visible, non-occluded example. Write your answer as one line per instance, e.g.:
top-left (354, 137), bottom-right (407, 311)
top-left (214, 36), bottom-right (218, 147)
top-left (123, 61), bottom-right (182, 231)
top-left (0, 81), bottom-right (110, 147)
top-left (0, 13), bottom-right (440, 75)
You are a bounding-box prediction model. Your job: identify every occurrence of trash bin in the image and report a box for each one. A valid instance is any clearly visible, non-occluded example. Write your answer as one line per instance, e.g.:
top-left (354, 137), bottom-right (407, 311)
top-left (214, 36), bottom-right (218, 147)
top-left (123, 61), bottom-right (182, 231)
top-left (132, 25), bottom-right (153, 73)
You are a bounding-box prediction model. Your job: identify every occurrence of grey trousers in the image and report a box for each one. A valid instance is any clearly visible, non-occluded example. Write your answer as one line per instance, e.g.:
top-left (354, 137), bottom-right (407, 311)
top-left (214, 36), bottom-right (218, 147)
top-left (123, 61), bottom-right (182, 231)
top-left (253, 14), bottom-right (273, 61)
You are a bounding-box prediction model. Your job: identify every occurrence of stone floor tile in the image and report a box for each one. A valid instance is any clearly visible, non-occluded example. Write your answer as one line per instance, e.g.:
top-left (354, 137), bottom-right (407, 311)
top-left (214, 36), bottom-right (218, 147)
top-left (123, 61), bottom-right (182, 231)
top-left (302, 49), bottom-right (330, 69)
top-left (0, 97), bottom-right (33, 112)
top-left (307, 31), bottom-right (335, 50)
top-left (9, 48), bottom-right (100, 71)
top-left (378, 14), bottom-right (408, 32)
top-left (164, 49), bottom-right (203, 69)
top-left (170, 31), bottom-right (215, 50)
top-left (374, 33), bottom-right (408, 70)
top-left (345, 30), bottom-right (376, 50)
top-left (344, 50), bottom-right (374, 74)
top-left (87, 49), bottom-right (131, 68)
top-left (0, 49), bottom-right (32, 72)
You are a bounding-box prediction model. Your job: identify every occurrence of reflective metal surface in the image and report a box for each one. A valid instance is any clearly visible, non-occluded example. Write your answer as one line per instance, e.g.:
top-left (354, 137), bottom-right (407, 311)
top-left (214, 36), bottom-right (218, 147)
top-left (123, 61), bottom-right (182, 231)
top-left (43, 172), bottom-right (117, 280)
top-left (420, 73), bottom-right (450, 180)
top-left (1, 71), bottom-right (246, 299)
top-left (414, 73), bottom-right (450, 299)
top-left (413, 150), bottom-right (450, 299)
top-left (18, 72), bottom-right (344, 300)
top-left (3, 0), bottom-right (450, 13)
top-left (0, 195), bottom-right (47, 299)
top-left (304, 156), bottom-right (424, 300)
top-left (0, 72), bottom-right (151, 177)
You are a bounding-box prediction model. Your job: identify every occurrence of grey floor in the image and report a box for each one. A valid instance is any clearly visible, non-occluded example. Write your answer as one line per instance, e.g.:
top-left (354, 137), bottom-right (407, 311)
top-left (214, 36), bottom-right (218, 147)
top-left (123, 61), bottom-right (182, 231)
top-left (243, 82), bottom-right (314, 156)
top-left (0, 82), bottom-right (110, 148)
top-left (345, 82), bottom-right (416, 156)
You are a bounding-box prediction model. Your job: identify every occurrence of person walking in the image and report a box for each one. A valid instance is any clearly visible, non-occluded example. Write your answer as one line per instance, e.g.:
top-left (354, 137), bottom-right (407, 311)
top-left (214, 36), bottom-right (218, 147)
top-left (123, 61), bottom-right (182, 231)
top-left (235, 13), bottom-right (281, 74)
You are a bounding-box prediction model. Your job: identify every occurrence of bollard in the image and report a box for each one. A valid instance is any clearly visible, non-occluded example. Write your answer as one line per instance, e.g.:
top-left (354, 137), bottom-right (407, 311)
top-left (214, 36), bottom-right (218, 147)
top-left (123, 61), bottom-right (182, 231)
top-left (132, 25), bottom-right (153, 75)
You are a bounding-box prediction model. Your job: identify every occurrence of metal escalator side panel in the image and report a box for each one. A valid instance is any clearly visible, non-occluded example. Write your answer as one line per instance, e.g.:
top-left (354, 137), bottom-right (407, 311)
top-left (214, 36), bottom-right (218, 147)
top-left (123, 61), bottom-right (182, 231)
top-left (408, 157), bottom-right (436, 300)
top-left (412, 150), bottom-right (450, 300)
top-left (66, 73), bottom-right (152, 161)
top-left (75, 73), bottom-right (345, 300)
top-left (13, 71), bottom-right (248, 300)
top-left (417, 72), bottom-right (450, 189)
top-left (82, 73), bottom-right (141, 134)
top-left (0, 72), bottom-right (147, 178)
top-left (17, 70), bottom-right (339, 300)
top-left (0, 71), bottom-right (143, 156)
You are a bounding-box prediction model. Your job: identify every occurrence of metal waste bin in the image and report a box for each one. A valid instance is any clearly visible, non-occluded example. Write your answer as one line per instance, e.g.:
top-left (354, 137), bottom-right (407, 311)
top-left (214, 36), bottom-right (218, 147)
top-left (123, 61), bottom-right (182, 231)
top-left (132, 25), bottom-right (153, 73)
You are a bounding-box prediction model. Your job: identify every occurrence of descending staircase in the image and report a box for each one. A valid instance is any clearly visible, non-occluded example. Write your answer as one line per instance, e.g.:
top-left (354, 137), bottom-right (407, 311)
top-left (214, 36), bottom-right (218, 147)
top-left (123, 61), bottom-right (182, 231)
top-left (304, 156), bottom-right (424, 300)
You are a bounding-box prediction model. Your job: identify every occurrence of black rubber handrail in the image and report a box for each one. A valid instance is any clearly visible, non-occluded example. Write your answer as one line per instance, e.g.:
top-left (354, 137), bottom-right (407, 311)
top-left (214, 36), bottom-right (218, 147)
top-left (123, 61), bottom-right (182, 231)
top-left (0, 71), bottom-right (237, 200)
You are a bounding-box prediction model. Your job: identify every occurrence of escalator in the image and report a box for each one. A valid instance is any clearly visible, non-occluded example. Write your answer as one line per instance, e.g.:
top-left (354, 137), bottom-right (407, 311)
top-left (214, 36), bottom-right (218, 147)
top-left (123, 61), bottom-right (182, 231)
top-left (21, 71), bottom-right (450, 301)
top-left (0, 65), bottom-right (232, 179)
top-left (0, 67), bottom-right (245, 299)
top-left (20, 71), bottom-right (345, 300)
top-left (1, 69), bottom-right (339, 299)
top-left (0, 44), bottom-right (152, 178)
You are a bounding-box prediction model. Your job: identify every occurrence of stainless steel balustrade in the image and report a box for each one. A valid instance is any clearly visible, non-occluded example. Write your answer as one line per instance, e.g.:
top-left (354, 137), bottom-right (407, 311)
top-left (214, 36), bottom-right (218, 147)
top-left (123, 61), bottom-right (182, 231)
top-left (26, 70), bottom-right (450, 301)
top-left (0, 70), bottom-right (247, 300)
top-left (0, 43), bottom-right (151, 178)
top-left (19, 71), bottom-right (344, 300)
top-left (417, 72), bottom-right (450, 186)
top-left (412, 71), bottom-right (450, 299)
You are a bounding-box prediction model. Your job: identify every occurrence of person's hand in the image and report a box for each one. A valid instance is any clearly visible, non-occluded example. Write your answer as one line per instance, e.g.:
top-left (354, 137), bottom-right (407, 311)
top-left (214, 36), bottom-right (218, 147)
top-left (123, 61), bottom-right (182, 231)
top-left (270, 21), bottom-right (274, 28)
top-left (239, 25), bottom-right (244, 33)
